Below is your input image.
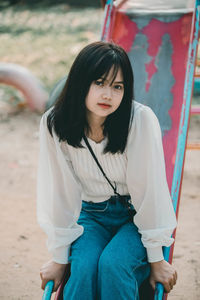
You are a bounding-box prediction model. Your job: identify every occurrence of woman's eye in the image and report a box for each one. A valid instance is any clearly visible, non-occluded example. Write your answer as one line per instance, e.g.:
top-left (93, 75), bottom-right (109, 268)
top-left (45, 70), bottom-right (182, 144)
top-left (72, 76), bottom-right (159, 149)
top-left (114, 85), bottom-right (123, 90)
top-left (95, 80), bottom-right (103, 86)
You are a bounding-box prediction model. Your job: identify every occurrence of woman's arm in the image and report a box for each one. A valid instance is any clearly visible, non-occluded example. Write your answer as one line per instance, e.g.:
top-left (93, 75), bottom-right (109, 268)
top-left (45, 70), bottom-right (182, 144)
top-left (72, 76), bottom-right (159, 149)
top-left (126, 103), bottom-right (177, 262)
top-left (126, 103), bottom-right (177, 291)
top-left (37, 111), bottom-right (83, 288)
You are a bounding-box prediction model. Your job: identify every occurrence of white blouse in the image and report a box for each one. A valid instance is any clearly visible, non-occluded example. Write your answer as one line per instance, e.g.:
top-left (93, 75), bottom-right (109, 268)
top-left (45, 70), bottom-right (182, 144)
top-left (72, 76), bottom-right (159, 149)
top-left (37, 101), bottom-right (177, 264)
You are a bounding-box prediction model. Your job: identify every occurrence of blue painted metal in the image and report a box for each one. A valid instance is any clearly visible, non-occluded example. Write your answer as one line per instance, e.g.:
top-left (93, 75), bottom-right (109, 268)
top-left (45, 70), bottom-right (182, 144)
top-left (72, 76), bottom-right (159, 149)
top-left (194, 77), bottom-right (200, 95)
top-left (128, 20), bottom-right (175, 137)
top-left (101, 0), bottom-right (114, 41)
top-left (156, 1), bottom-right (200, 299)
top-left (42, 281), bottom-right (54, 300)
top-left (46, 76), bottom-right (67, 110)
top-left (154, 283), bottom-right (164, 300)
top-left (170, 0), bottom-right (199, 218)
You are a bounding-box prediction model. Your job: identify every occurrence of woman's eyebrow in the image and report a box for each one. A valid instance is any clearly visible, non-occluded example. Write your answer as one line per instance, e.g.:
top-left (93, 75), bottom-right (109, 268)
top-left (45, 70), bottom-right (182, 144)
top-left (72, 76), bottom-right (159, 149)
top-left (114, 81), bottom-right (124, 84)
top-left (99, 77), bottom-right (124, 84)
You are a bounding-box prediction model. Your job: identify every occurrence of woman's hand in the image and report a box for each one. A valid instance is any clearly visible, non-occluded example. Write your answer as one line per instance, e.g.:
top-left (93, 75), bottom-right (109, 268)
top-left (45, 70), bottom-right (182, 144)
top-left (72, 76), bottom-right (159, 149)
top-left (149, 260), bottom-right (177, 293)
top-left (40, 260), bottom-right (67, 292)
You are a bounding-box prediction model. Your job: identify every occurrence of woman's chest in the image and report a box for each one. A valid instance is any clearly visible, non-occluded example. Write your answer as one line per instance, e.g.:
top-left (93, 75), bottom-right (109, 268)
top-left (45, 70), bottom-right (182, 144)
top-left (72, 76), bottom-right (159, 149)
top-left (65, 143), bottom-right (128, 183)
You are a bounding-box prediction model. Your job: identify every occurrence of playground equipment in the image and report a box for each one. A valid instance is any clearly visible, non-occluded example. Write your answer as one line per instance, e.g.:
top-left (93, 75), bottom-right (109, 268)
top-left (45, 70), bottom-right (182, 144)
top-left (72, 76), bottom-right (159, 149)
top-left (101, 2), bottom-right (200, 299)
top-left (194, 38), bottom-right (200, 94)
top-left (0, 63), bottom-right (48, 112)
top-left (102, 1), bottom-right (200, 299)
top-left (42, 0), bottom-right (200, 299)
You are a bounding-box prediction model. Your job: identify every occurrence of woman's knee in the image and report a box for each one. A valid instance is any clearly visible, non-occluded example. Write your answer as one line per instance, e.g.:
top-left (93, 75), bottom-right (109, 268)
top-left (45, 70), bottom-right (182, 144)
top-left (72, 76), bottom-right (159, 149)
top-left (98, 248), bottom-right (149, 281)
top-left (70, 254), bottom-right (98, 277)
top-left (98, 250), bottom-right (124, 275)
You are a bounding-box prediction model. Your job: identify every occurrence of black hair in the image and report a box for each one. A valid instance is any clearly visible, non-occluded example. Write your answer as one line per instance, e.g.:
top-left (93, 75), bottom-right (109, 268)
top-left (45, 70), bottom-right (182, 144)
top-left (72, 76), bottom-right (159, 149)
top-left (47, 41), bottom-right (134, 153)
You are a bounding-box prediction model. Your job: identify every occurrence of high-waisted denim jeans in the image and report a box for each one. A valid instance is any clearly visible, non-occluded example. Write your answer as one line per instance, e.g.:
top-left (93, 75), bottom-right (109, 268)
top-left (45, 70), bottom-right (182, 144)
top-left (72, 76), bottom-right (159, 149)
top-left (63, 195), bottom-right (150, 300)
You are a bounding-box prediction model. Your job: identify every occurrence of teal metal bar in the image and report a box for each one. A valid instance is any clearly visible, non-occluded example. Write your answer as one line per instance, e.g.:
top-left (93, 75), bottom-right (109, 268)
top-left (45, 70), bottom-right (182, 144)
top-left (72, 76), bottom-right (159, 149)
top-left (155, 1), bottom-right (200, 299)
top-left (101, 0), bottom-right (114, 41)
top-left (154, 283), bottom-right (165, 300)
top-left (42, 281), bottom-right (54, 300)
top-left (170, 0), bottom-right (200, 232)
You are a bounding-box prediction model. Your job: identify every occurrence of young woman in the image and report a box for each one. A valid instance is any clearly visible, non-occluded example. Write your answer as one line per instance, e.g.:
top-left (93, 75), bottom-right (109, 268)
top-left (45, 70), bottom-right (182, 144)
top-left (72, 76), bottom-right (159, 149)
top-left (38, 41), bottom-right (177, 299)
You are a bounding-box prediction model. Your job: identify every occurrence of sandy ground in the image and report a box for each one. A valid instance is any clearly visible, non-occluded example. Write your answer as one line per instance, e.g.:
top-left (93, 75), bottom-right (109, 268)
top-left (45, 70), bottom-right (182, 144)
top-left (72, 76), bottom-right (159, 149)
top-left (0, 103), bottom-right (199, 300)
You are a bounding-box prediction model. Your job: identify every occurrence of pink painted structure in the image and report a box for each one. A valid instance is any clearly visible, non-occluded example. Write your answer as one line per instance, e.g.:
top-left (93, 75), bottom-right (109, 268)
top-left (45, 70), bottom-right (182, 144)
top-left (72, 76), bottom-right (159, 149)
top-left (102, 2), bottom-right (196, 183)
top-left (101, 0), bottom-right (200, 299)
top-left (0, 63), bottom-right (48, 112)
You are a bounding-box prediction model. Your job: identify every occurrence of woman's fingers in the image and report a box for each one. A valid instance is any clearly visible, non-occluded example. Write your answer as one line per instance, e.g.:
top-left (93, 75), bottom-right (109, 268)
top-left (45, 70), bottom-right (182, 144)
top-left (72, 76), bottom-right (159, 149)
top-left (150, 260), bottom-right (178, 293)
top-left (166, 272), bottom-right (177, 292)
top-left (150, 278), bottom-right (176, 294)
top-left (164, 283), bottom-right (171, 293)
top-left (174, 270), bottom-right (178, 282)
top-left (149, 278), bottom-right (156, 290)
top-left (53, 280), bottom-right (61, 292)
top-left (171, 270), bottom-right (177, 287)
top-left (169, 280), bottom-right (174, 291)
top-left (41, 278), bottom-right (48, 290)
top-left (40, 260), bottom-right (67, 291)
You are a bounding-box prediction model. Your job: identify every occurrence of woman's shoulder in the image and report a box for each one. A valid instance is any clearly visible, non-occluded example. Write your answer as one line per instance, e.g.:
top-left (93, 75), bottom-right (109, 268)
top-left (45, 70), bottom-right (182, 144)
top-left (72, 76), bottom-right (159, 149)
top-left (41, 106), bottom-right (54, 121)
top-left (39, 106), bottom-right (60, 142)
top-left (128, 100), bottom-right (161, 141)
top-left (131, 100), bottom-right (157, 124)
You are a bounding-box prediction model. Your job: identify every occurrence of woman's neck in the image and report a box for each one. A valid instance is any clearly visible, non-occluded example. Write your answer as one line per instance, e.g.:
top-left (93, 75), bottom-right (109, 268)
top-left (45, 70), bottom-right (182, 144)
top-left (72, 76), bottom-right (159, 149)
top-left (87, 111), bottom-right (106, 131)
top-left (86, 111), bottom-right (106, 143)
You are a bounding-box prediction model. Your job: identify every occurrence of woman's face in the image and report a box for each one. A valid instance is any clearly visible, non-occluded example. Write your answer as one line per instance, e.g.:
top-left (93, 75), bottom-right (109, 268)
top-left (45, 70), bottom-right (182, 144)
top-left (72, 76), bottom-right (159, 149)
top-left (85, 67), bottom-right (124, 122)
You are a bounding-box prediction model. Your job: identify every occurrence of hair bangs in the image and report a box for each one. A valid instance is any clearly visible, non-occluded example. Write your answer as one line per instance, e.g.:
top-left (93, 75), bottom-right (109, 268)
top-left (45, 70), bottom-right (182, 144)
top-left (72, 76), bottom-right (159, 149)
top-left (102, 62), bottom-right (121, 86)
top-left (92, 52), bottom-right (121, 85)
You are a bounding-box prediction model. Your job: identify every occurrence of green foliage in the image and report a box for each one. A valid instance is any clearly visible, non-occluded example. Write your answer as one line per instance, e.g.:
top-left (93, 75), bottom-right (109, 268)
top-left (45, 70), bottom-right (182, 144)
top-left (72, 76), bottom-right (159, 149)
top-left (0, 0), bottom-right (101, 10)
top-left (0, 5), bottom-right (103, 103)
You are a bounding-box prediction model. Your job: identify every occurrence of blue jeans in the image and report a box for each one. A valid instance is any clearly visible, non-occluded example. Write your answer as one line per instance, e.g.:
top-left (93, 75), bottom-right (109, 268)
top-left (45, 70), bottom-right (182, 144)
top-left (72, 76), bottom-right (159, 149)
top-left (63, 195), bottom-right (150, 300)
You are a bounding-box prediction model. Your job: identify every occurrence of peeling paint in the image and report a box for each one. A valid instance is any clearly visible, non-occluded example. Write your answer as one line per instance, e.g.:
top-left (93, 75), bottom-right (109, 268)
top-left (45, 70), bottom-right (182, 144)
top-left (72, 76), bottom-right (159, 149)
top-left (102, 1), bottom-right (200, 299)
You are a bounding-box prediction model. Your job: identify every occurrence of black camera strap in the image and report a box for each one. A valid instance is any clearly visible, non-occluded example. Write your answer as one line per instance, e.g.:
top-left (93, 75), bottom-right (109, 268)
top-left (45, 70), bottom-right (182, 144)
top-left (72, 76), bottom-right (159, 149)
top-left (83, 135), bottom-right (120, 197)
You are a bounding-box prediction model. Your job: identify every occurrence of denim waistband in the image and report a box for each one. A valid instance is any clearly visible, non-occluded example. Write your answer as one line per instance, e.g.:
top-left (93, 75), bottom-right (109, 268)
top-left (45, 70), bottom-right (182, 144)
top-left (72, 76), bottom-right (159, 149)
top-left (108, 194), bottom-right (130, 204)
top-left (83, 195), bottom-right (132, 208)
top-left (82, 195), bottom-right (135, 218)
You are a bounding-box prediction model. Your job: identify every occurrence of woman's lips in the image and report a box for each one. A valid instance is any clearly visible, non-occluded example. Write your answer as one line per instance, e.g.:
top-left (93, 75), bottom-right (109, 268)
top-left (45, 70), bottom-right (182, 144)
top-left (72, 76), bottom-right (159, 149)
top-left (97, 103), bottom-right (111, 109)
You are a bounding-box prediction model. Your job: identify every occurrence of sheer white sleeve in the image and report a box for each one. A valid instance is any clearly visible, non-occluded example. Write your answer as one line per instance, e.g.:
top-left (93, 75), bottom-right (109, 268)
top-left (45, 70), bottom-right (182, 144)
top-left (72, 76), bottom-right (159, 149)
top-left (126, 104), bottom-right (177, 263)
top-left (37, 111), bottom-right (83, 264)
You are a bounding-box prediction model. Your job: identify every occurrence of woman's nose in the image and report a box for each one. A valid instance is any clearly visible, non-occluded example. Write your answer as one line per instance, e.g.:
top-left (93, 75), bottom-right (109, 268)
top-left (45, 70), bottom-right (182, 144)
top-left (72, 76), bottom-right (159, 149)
top-left (102, 86), bottom-right (112, 100)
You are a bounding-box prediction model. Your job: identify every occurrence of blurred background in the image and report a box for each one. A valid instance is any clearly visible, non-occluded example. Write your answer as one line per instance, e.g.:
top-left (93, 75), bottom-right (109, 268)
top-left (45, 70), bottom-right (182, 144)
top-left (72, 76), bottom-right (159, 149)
top-left (0, 1), bottom-right (103, 299)
top-left (0, 1), bottom-right (199, 299)
top-left (0, 0), bottom-right (102, 104)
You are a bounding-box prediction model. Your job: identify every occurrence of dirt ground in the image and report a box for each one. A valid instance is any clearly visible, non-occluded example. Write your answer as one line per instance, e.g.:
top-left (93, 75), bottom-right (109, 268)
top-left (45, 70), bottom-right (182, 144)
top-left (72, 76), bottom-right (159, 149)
top-left (0, 102), bottom-right (199, 300)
